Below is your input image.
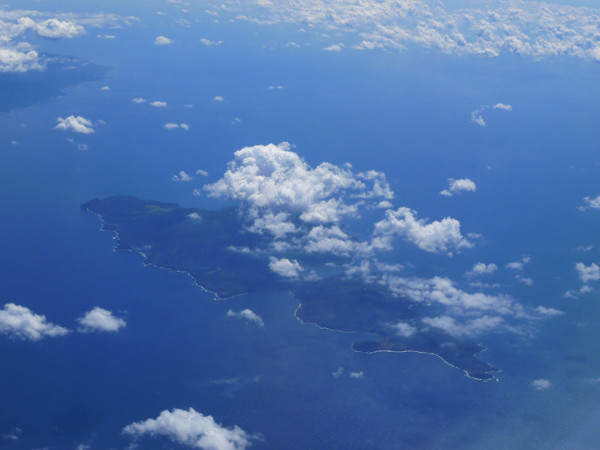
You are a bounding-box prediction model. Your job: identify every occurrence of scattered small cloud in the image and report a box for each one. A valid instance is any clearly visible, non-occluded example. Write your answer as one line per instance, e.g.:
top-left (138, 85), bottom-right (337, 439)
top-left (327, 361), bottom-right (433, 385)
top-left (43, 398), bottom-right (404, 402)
top-left (440, 178), bottom-right (477, 197)
top-left (226, 309), bottom-right (264, 327)
top-left (267, 85), bottom-right (284, 90)
top-left (122, 408), bottom-right (256, 449)
top-left (506, 256), bottom-right (530, 271)
top-left (77, 307), bottom-right (126, 333)
top-left (471, 106), bottom-right (487, 127)
top-left (172, 170), bottom-right (193, 182)
top-left (467, 262), bottom-right (497, 277)
top-left (151, 101), bottom-right (167, 107)
top-left (132, 97), bottom-right (147, 103)
top-left (389, 321), bottom-right (417, 337)
top-left (532, 379), bottom-right (551, 390)
top-left (0, 303), bottom-right (69, 341)
top-left (535, 306), bottom-right (563, 317)
top-left (580, 195), bottom-right (600, 211)
top-left (196, 169), bottom-right (208, 177)
top-left (332, 367), bottom-right (344, 378)
top-left (101, 86), bottom-right (110, 91)
top-left (55, 115), bottom-right (96, 134)
top-left (493, 103), bottom-right (512, 112)
top-left (214, 95), bottom-right (224, 102)
top-left (164, 123), bottom-right (189, 130)
top-left (200, 38), bottom-right (223, 46)
top-left (188, 212), bottom-right (202, 221)
top-left (349, 371), bottom-right (364, 379)
top-left (575, 262), bottom-right (600, 283)
top-left (155, 35), bottom-right (174, 45)
top-left (97, 34), bottom-right (116, 39)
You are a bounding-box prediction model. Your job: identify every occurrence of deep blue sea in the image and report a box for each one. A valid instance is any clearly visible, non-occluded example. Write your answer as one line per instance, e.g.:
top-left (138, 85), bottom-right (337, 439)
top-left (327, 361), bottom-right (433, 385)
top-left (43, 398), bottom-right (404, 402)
top-left (1, 2), bottom-right (600, 448)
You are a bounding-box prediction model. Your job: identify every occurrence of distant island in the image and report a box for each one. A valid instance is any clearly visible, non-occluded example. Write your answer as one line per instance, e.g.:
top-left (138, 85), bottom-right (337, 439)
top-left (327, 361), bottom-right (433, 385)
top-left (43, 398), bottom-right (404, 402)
top-left (82, 196), bottom-right (498, 381)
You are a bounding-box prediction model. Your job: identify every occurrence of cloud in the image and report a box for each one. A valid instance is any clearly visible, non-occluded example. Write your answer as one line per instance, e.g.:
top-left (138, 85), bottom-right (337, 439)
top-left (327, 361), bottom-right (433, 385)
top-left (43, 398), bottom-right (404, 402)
top-left (226, 309), bottom-right (264, 327)
top-left (188, 212), bottom-right (202, 220)
top-left (267, 85), bottom-right (284, 90)
top-left (373, 207), bottom-right (473, 255)
top-left (201, 38), bottom-right (223, 46)
top-left (422, 315), bottom-right (504, 337)
top-left (349, 371), bottom-right (364, 379)
top-left (467, 262), bottom-right (497, 277)
top-left (172, 171), bottom-right (193, 182)
top-left (332, 367), bottom-right (344, 378)
top-left (389, 321), bottom-right (416, 337)
top-left (471, 107), bottom-right (486, 127)
top-left (323, 43), bottom-right (343, 51)
top-left (534, 306), bottom-right (563, 317)
top-left (493, 103), bottom-right (512, 112)
top-left (269, 257), bottom-right (302, 278)
top-left (506, 256), bottom-right (531, 271)
top-left (196, 169), bottom-right (209, 177)
top-left (580, 195), bottom-right (600, 211)
top-left (0, 47), bottom-right (43, 72)
top-left (97, 34), bottom-right (116, 39)
top-left (575, 262), bottom-right (600, 283)
top-left (122, 408), bottom-right (255, 450)
top-left (164, 123), bottom-right (189, 130)
top-left (203, 142), bottom-right (393, 225)
top-left (33, 18), bottom-right (84, 39)
top-left (132, 97), bottom-right (147, 103)
top-left (54, 115), bottom-right (95, 134)
top-left (151, 101), bottom-right (167, 107)
top-left (155, 35), bottom-right (173, 45)
top-left (77, 307), bottom-right (126, 333)
top-left (440, 178), bottom-right (477, 197)
top-left (532, 379), bottom-right (551, 390)
top-left (0, 303), bottom-right (69, 341)
top-left (231, 0), bottom-right (600, 62)
top-left (214, 95), bottom-right (224, 102)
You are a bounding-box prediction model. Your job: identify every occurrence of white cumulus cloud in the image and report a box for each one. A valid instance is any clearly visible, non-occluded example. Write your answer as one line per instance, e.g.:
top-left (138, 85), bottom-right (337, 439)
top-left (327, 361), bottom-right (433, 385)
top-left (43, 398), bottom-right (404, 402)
top-left (151, 100), bottom-right (167, 107)
top-left (373, 207), bottom-right (473, 255)
top-left (77, 307), bottom-right (126, 333)
top-left (532, 379), bottom-right (551, 390)
top-left (493, 103), bottom-right (512, 112)
top-left (440, 178), bottom-right (477, 197)
top-left (155, 35), bottom-right (173, 45)
top-left (467, 262), bottom-right (497, 277)
top-left (269, 257), bottom-right (302, 278)
top-left (575, 262), bottom-right (600, 283)
top-left (54, 115), bottom-right (95, 134)
top-left (0, 303), bottom-right (69, 341)
top-left (122, 407), bottom-right (255, 450)
top-left (226, 309), bottom-right (264, 327)
top-left (201, 38), bottom-right (223, 46)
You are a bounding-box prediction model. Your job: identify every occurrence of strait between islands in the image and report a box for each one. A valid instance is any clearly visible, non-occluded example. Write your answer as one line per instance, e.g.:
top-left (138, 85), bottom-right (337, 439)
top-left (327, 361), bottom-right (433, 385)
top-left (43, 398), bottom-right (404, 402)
top-left (82, 195), bottom-right (498, 381)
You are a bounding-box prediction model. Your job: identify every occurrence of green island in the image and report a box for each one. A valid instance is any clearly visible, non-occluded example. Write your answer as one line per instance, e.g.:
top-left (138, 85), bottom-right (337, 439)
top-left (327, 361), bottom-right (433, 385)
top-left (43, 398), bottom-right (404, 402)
top-left (82, 195), bottom-right (498, 381)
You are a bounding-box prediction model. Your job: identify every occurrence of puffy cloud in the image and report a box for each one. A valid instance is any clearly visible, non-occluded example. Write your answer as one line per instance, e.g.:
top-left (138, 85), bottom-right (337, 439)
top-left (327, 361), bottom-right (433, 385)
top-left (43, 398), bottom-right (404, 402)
top-left (132, 97), bottom-right (147, 103)
top-left (373, 207), bottom-right (473, 255)
top-left (575, 262), bottom-right (600, 283)
top-left (97, 34), bottom-right (116, 39)
top-left (422, 315), bottom-right (504, 337)
top-left (0, 47), bottom-right (43, 72)
top-left (267, 85), bottom-right (284, 90)
top-left (101, 86), bottom-right (110, 91)
top-left (33, 18), bottom-right (84, 39)
top-left (440, 178), bottom-right (477, 197)
top-left (383, 276), bottom-right (520, 317)
top-left (532, 379), bottom-right (551, 390)
top-left (349, 371), bottom-right (364, 379)
top-left (493, 103), bottom-right (512, 112)
top-left (155, 35), bottom-right (173, 45)
top-left (0, 303), bottom-right (69, 341)
top-left (226, 309), bottom-right (264, 327)
top-left (467, 262), bottom-right (497, 277)
top-left (389, 321), bottom-right (416, 337)
top-left (172, 171), bottom-right (193, 182)
top-left (122, 407), bottom-right (255, 450)
top-left (54, 115), bottom-right (95, 134)
top-left (214, 95), bottom-right (224, 102)
top-left (151, 100), bottom-right (167, 107)
top-left (580, 195), bottom-right (600, 211)
top-left (196, 169), bottom-right (209, 177)
top-left (247, 212), bottom-right (297, 238)
top-left (204, 143), bottom-right (391, 225)
top-left (77, 307), bottom-right (126, 333)
top-left (201, 38), bottom-right (223, 46)
top-left (268, 257), bottom-right (302, 278)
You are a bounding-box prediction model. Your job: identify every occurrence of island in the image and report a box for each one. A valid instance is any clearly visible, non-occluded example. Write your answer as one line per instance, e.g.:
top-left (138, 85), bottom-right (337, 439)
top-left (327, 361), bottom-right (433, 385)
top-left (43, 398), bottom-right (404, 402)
top-left (82, 196), bottom-right (499, 381)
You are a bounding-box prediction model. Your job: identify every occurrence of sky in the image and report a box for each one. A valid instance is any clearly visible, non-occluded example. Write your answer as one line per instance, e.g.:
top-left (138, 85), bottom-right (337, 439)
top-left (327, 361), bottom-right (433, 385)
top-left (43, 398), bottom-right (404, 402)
top-left (1, 0), bottom-right (600, 448)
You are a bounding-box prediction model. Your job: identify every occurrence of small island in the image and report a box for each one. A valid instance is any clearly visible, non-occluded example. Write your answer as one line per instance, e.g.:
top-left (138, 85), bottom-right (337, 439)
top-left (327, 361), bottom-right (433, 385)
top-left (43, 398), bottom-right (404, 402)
top-left (82, 196), bottom-right (498, 381)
